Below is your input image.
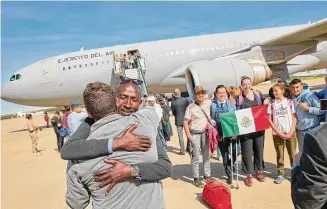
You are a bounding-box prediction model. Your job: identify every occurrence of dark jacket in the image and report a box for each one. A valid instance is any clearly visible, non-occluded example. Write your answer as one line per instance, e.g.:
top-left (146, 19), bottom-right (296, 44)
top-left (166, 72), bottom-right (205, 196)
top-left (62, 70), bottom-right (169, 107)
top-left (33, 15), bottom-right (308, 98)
top-left (171, 96), bottom-right (190, 126)
top-left (60, 117), bottom-right (172, 181)
top-left (161, 104), bottom-right (171, 122)
top-left (292, 123), bottom-right (327, 209)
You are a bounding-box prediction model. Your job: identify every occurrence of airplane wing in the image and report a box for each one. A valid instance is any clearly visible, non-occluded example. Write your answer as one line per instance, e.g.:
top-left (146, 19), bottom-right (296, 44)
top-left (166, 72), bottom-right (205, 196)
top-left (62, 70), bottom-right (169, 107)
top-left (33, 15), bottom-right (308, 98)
top-left (211, 18), bottom-right (327, 60)
top-left (261, 18), bottom-right (327, 47)
top-left (163, 18), bottom-right (327, 84)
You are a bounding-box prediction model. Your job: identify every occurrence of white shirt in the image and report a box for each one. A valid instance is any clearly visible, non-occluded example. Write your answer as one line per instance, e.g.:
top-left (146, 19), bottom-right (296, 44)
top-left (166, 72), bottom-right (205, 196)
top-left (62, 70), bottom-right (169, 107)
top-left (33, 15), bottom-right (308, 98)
top-left (268, 98), bottom-right (295, 135)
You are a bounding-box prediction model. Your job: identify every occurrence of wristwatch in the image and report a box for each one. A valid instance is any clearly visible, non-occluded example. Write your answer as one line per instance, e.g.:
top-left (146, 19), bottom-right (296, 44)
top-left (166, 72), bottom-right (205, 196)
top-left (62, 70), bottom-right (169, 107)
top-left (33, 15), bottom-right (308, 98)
top-left (130, 165), bottom-right (140, 178)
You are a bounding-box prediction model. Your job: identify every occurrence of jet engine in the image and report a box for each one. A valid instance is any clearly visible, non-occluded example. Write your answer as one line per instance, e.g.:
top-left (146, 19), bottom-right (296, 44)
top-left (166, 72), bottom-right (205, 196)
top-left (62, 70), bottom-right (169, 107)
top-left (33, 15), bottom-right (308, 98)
top-left (185, 58), bottom-right (272, 99)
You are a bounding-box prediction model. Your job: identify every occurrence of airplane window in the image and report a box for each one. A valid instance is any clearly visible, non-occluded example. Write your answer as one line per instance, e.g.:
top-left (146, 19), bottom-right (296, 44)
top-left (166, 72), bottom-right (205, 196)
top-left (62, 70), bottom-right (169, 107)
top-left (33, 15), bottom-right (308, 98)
top-left (68, 66), bottom-right (71, 69)
top-left (85, 64), bottom-right (87, 67)
top-left (74, 65), bottom-right (76, 68)
top-left (79, 65), bottom-right (82, 68)
top-left (96, 62), bottom-right (98, 65)
top-left (107, 60), bottom-right (110, 64)
top-left (102, 61), bottom-right (104, 64)
top-left (63, 67), bottom-right (65, 70)
top-left (15, 74), bottom-right (21, 80)
top-left (90, 63), bottom-right (93, 66)
top-left (10, 75), bottom-right (15, 81)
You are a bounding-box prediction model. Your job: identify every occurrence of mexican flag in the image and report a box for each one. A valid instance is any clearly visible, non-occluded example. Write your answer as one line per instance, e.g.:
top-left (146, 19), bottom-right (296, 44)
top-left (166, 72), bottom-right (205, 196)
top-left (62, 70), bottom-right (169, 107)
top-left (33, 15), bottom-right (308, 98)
top-left (220, 106), bottom-right (269, 137)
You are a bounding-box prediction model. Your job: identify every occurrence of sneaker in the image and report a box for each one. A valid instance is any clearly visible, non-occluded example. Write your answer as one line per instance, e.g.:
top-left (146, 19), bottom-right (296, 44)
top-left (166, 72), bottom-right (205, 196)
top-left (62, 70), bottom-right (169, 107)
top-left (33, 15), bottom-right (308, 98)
top-left (227, 177), bottom-right (233, 185)
top-left (274, 176), bottom-right (284, 184)
top-left (204, 176), bottom-right (215, 181)
top-left (256, 171), bottom-right (265, 182)
top-left (245, 175), bottom-right (253, 187)
top-left (193, 178), bottom-right (204, 188)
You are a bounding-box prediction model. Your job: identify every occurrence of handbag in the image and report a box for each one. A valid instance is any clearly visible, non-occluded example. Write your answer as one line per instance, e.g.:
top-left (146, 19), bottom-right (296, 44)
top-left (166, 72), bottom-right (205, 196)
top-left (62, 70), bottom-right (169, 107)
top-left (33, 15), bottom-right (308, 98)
top-left (197, 105), bottom-right (216, 128)
top-left (202, 180), bottom-right (232, 209)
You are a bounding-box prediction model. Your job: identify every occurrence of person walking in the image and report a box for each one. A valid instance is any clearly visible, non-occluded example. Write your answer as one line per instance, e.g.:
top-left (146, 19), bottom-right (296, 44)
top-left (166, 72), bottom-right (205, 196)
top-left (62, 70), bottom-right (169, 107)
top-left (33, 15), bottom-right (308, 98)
top-left (171, 88), bottom-right (190, 155)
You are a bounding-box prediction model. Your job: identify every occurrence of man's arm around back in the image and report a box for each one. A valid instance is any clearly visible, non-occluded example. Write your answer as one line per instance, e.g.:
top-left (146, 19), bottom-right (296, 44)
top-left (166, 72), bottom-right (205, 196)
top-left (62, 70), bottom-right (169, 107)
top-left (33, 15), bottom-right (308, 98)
top-left (61, 116), bottom-right (172, 181)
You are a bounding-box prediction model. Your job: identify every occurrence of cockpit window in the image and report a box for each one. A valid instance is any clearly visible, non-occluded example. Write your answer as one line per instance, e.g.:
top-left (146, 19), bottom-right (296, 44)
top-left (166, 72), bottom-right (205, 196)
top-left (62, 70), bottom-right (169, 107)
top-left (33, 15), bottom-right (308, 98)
top-left (15, 74), bottom-right (21, 80)
top-left (10, 75), bottom-right (15, 81)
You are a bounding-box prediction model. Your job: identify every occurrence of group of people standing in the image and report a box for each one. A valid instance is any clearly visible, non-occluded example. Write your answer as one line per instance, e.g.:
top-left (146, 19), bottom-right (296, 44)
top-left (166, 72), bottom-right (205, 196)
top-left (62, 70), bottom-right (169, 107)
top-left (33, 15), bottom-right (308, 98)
top-left (175, 75), bottom-right (325, 189)
top-left (177, 76), bottom-right (267, 187)
top-left (26, 101), bottom-right (88, 156)
top-left (115, 51), bottom-right (141, 71)
top-left (24, 74), bottom-right (326, 208)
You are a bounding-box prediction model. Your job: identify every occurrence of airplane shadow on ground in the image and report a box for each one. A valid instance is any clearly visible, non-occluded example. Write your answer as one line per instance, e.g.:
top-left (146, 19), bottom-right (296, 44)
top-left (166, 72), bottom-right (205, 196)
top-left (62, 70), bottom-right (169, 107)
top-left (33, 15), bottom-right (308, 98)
top-left (9, 125), bottom-right (52, 133)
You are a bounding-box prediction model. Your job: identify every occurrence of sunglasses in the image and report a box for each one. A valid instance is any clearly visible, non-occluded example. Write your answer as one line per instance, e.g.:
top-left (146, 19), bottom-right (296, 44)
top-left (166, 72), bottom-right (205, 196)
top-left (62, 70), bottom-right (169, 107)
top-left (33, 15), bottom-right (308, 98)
top-left (119, 77), bottom-right (143, 86)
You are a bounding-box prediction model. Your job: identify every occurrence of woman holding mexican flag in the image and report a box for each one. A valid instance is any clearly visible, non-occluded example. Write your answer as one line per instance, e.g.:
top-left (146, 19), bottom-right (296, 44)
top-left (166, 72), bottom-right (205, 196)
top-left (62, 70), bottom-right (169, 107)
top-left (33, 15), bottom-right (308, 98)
top-left (235, 76), bottom-right (268, 187)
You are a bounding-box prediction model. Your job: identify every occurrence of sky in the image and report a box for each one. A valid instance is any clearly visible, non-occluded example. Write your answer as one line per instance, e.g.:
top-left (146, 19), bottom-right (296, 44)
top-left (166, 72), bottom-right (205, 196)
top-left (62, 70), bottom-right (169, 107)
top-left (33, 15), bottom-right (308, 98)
top-left (1, 1), bottom-right (327, 115)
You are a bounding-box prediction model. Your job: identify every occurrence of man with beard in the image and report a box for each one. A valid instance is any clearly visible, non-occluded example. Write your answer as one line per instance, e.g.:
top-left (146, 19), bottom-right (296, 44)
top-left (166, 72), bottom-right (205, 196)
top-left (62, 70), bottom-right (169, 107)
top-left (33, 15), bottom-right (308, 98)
top-left (61, 78), bottom-right (171, 194)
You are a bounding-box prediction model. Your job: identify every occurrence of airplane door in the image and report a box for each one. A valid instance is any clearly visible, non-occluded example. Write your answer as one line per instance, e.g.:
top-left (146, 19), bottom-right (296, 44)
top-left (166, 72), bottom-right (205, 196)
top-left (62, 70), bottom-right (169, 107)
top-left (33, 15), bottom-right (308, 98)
top-left (38, 59), bottom-right (52, 84)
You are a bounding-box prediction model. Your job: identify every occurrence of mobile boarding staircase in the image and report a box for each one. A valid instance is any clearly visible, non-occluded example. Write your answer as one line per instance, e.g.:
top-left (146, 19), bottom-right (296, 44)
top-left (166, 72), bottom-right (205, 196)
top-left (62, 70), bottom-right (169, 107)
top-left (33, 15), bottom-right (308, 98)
top-left (112, 57), bottom-right (148, 97)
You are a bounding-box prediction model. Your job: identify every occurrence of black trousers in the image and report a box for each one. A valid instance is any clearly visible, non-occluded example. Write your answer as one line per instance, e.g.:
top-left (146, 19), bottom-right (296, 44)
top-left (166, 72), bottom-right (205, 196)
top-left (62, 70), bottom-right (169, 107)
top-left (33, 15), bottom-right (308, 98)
top-left (54, 130), bottom-right (64, 152)
top-left (240, 132), bottom-right (265, 175)
top-left (217, 123), bottom-right (238, 178)
top-left (218, 139), bottom-right (237, 178)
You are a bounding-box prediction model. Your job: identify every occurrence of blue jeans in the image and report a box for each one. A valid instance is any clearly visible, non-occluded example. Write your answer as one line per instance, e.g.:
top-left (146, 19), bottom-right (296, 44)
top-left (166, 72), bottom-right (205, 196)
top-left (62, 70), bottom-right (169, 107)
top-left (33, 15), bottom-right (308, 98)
top-left (216, 145), bottom-right (222, 158)
top-left (158, 122), bottom-right (167, 151)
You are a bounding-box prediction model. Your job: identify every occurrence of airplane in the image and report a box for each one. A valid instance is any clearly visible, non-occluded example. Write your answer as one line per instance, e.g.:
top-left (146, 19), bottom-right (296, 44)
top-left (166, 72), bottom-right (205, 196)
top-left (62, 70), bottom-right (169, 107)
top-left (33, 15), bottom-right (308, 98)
top-left (2, 18), bottom-right (327, 107)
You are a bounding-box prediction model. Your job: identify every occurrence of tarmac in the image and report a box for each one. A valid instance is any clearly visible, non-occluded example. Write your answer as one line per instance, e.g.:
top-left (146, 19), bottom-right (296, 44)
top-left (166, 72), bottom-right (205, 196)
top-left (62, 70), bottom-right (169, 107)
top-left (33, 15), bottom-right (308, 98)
top-left (1, 77), bottom-right (324, 209)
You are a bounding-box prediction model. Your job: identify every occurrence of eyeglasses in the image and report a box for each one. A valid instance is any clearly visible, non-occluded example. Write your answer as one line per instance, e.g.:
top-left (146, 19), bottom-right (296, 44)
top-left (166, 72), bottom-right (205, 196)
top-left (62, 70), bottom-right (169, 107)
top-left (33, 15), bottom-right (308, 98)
top-left (119, 77), bottom-right (143, 86)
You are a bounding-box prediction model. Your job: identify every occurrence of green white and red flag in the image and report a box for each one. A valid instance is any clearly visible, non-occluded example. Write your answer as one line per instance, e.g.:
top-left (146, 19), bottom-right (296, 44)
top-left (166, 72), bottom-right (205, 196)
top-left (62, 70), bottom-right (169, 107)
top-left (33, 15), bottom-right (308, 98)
top-left (220, 106), bottom-right (269, 137)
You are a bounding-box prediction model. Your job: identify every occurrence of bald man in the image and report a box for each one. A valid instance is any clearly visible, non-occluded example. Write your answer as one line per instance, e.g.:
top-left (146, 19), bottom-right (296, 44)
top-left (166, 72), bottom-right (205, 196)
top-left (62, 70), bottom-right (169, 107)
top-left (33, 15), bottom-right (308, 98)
top-left (61, 81), bottom-right (171, 196)
top-left (171, 88), bottom-right (190, 154)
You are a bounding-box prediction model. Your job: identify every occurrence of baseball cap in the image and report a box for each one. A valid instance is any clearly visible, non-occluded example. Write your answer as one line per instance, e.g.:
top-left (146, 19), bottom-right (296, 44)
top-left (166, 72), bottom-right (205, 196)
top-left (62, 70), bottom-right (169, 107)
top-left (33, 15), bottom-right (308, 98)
top-left (71, 100), bottom-right (81, 106)
top-left (194, 85), bottom-right (206, 94)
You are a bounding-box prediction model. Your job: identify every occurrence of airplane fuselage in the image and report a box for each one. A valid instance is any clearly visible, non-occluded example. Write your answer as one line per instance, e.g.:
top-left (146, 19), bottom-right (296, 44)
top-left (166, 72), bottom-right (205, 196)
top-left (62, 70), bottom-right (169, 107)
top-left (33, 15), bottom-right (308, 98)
top-left (2, 24), bottom-right (326, 107)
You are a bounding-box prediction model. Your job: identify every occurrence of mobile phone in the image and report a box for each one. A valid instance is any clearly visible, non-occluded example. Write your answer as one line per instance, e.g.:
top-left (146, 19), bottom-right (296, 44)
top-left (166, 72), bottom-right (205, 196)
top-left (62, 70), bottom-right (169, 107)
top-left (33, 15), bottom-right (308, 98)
top-left (320, 99), bottom-right (327, 111)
